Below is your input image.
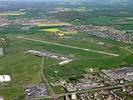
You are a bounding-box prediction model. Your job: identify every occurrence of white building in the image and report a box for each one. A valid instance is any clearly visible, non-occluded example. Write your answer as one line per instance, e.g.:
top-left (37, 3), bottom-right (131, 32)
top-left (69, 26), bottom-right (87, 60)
top-left (71, 93), bottom-right (77, 100)
top-left (59, 59), bottom-right (72, 65)
top-left (0, 75), bottom-right (11, 82)
top-left (127, 72), bottom-right (133, 76)
top-left (0, 48), bottom-right (4, 56)
top-left (0, 96), bottom-right (4, 100)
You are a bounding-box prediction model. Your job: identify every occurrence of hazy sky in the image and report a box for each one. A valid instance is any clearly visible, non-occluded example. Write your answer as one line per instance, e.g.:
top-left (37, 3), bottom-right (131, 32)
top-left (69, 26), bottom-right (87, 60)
top-left (1, 0), bottom-right (131, 2)
top-left (0, 0), bottom-right (130, 1)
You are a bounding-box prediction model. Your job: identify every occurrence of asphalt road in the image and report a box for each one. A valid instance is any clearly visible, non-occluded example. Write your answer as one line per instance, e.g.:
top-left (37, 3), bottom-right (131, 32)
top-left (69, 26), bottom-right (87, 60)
top-left (40, 56), bottom-right (55, 96)
top-left (17, 36), bottom-right (119, 57)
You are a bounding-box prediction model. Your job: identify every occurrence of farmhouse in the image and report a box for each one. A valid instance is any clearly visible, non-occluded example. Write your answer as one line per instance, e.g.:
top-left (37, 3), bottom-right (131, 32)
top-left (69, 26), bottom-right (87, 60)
top-left (0, 75), bottom-right (11, 82)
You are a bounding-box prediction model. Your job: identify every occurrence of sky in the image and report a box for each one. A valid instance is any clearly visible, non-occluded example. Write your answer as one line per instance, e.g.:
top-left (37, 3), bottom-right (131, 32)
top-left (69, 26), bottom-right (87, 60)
top-left (1, 0), bottom-right (132, 2)
top-left (0, 0), bottom-right (130, 2)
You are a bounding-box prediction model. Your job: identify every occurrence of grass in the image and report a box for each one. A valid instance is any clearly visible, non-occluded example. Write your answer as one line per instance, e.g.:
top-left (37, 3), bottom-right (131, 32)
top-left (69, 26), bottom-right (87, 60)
top-left (0, 53), bottom-right (41, 99)
top-left (0, 36), bottom-right (41, 99)
top-left (41, 28), bottom-right (65, 36)
top-left (40, 26), bottom-right (75, 36)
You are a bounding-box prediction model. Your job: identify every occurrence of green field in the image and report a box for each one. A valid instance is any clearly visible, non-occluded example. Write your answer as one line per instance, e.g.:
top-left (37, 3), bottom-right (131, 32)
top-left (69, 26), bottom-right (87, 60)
top-left (52, 6), bottom-right (133, 30)
top-left (0, 11), bottom-right (26, 16)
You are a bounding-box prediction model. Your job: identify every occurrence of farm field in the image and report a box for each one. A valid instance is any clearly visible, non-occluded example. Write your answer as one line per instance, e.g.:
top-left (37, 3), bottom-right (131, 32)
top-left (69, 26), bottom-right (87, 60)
top-left (41, 28), bottom-right (65, 36)
top-left (0, 11), bottom-right (26, 16)
top-left (51, 4), bottom-right (133, 30)
top-left (38, 23), bottom-right (75, 36)
top-left (42, 28), bottom-right (61, 32)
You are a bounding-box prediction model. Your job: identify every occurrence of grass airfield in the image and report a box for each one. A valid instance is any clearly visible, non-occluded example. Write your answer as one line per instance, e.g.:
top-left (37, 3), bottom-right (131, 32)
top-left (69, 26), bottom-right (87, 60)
top-left (0, 30), bottom-right (132, 98)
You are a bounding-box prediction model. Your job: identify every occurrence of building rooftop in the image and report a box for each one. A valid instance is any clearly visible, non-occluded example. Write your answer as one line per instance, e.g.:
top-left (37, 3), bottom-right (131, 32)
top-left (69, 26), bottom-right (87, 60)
top-left (0, 75), bottom-right (11, 82)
